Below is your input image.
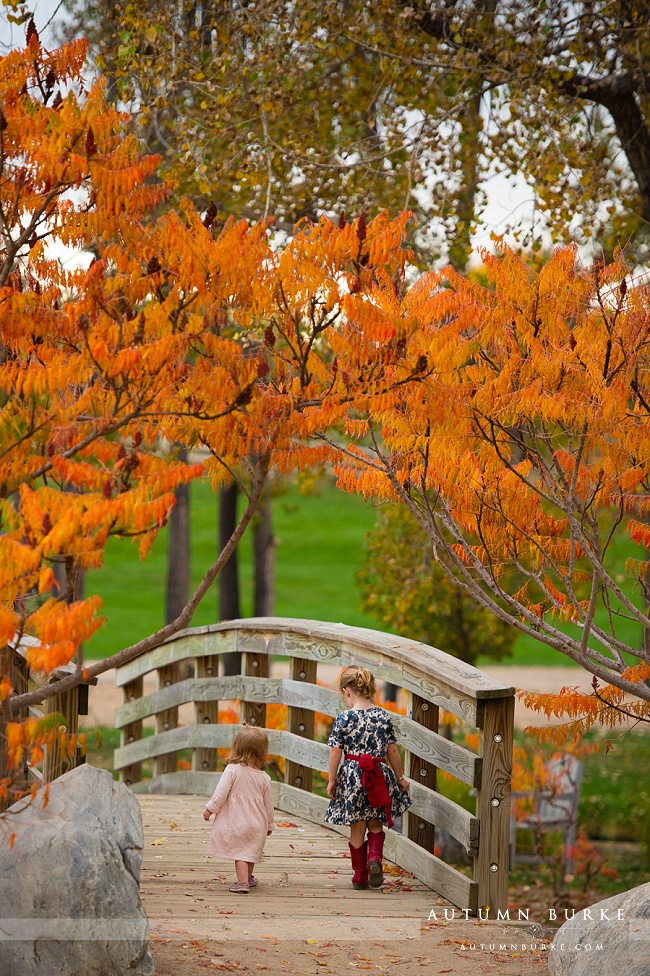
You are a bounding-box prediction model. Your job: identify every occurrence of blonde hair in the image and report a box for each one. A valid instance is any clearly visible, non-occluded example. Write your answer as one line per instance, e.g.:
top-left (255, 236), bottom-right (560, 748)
top-left (226, 726), bottom-right (269, 769)
top-left (339, 666), bottom-right (376, 701)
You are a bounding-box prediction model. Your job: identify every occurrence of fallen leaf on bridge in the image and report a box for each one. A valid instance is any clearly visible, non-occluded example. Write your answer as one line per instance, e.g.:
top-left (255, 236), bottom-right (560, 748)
top-left (383, 864), bottom-right (414, 877)
top-left (277, 821), bottom-right (299, 827)
top-left (151, 837), bottom-right (168, 846)
top-left (382, 879), bottom-right (412, 892)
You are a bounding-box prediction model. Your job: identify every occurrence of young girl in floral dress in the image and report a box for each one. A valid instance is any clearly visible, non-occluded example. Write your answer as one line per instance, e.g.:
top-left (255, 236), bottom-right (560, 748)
top-left (325, 666), bottom-right (411, 889)
top-left (203, 726), bottom-right (274, 893)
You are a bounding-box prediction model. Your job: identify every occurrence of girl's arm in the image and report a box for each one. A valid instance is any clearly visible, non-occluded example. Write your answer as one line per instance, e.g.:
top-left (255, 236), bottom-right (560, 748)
top-left (203, 764), bottom-right (234, 819)
top-left (387, 742), bottom-right (410, 791)
top-left (264, 778), bottom-right (274, 835)
top-left (327, 747), bottom-right (343, 798)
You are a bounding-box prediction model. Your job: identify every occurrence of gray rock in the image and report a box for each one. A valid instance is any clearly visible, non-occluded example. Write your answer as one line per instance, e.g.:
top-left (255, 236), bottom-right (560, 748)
top-left (0, 763), bottom-right (154, 976)
top-left (548, 882), bottom-right (650, 976)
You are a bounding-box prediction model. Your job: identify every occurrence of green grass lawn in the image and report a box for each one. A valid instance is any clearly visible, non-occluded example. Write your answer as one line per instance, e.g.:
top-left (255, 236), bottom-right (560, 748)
top-left (84, 475), bottom-right (647, 669)
top-left (85, 477), bottom-right (380, 659)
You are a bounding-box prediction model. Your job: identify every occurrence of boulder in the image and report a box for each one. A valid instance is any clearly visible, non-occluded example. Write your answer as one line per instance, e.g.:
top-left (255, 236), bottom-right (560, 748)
top-left (0, 763), bottom-right (154, 976)
top-left (548, 882), bottom-right (650, 976)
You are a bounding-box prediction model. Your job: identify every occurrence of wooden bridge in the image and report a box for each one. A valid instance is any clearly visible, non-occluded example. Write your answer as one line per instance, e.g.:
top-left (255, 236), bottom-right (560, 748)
top-left (112, 618), bottom-right (515, 916)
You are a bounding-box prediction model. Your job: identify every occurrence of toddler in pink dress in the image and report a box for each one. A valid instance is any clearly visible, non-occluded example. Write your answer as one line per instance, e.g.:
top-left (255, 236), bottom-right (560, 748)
top-left (203, 726), bottom-right (274, 893)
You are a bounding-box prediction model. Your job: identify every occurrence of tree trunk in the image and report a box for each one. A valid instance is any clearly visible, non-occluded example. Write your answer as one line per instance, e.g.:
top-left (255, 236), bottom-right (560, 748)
top-left (447, 88), bottom-right (483, 272)
top-left (166, 447), bottom-right (192, 679)
top-left (219, 482), bottom-right (242, 676)
top-left (253, 492), bottom-right (275, 616)
top-left (560, 72), bottom-right (650, 224)
top-left (383, 681), bottom-right (399, 703)
top-left (166, 448), bottom-right (191, 624)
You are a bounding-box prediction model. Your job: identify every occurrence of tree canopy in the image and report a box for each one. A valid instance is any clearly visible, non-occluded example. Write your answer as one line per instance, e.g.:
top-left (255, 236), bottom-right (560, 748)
top-left (0, 27), bottom-right (418, 791)
top-left (326, 241), bottom-right (650, 735)
top-left (62, 0), bottom-right (650, 265)
top-left (2, 19), bottom-right (650, 802)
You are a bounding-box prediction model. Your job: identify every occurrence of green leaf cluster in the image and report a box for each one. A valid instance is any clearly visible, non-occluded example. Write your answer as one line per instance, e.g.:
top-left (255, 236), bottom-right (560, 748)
top-left (357, 504), bottom-right (516, 665)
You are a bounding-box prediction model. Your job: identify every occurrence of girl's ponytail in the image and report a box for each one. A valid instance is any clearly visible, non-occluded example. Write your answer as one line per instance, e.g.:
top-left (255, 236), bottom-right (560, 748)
top-left (339, 666), bottom-right (376, 701)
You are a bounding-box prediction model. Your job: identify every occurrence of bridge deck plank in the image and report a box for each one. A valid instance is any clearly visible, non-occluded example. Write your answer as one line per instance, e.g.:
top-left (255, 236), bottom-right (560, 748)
top-left (138, 794), bottom-right (449, 930)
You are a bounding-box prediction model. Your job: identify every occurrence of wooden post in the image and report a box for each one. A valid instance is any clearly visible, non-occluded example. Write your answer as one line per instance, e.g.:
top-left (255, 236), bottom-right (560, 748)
top-left (404, 692), bottom-right (438, 854)
top-left (12, 653), bottom-right (30, 791)
top-left (154, 664), bottom-right (179, 777)
top-left (43, 683), bottom-right (80, 783)
top-left (193, 654), bottom-right (219, 772)
top-left (242, 651), bottom-right (268, 727)
top-left (475, 695), bottom-right (514, 915)
top-left (0, 646), bottom-right (29, 810)
top-left (121, 676), bottom-right (143, 786)
top-left (285, 657), bottom-right (317, 792)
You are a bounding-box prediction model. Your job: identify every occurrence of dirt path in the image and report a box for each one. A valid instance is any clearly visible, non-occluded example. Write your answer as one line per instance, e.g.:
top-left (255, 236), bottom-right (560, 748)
top-left (150, 926), bottom-right (550, 976)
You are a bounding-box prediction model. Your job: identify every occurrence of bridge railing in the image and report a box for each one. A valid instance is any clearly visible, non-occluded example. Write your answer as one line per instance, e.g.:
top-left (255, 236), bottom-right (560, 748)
top-left (113, 617), bottom-right (514, 916)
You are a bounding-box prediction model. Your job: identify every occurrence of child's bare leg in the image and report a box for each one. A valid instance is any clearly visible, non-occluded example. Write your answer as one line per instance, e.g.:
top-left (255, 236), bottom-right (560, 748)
top-left (234, 860), bottom-right (250, 883)
top-left (247, 862), bottom-right (256, 881)
top-left (368, 818), bottom-right (383, 834)
top-left (349, 820), bottom-right (367, 848)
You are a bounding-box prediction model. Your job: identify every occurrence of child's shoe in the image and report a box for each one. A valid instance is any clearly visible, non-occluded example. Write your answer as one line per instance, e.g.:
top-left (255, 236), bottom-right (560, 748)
top-left (348, 841), bottom-right (369, 889)
top-left (248, 876), bottom-right (258, 888)
top-left (367, 830), bottom-right (385, 888)
top-left (229, 880), bottom-right (250, 893)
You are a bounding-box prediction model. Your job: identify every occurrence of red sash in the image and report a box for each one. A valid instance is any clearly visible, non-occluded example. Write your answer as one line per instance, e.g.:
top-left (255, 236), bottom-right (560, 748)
top-left (345, 753), bottom-right (394, 828)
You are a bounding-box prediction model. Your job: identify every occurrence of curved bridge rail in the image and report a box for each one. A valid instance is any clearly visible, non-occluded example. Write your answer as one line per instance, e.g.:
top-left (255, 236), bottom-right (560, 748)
top-left (113, 618), bottom-right (515, 916)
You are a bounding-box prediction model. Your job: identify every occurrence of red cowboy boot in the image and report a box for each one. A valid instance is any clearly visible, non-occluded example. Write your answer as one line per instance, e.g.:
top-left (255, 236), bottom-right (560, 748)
top-left (367, 830), bottom-right (385, 888)
top-left (348, 841), bottom-right (369, 889)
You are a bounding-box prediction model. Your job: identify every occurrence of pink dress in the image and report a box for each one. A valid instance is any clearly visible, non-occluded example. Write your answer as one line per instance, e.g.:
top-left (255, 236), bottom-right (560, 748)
top-left (205, 762), bottom-right (274, 863)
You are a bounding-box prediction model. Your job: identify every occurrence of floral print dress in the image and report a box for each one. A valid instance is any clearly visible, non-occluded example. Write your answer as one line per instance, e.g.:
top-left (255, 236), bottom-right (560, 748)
top-left (324, 706), bottom-right (412, 826)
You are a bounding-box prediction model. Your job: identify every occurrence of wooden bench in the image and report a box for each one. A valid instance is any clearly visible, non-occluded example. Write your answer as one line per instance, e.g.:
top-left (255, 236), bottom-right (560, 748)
top-left (509, 752), bottom-right (583, 873)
